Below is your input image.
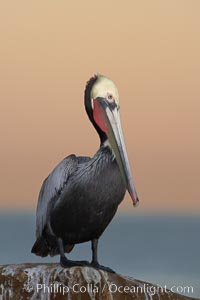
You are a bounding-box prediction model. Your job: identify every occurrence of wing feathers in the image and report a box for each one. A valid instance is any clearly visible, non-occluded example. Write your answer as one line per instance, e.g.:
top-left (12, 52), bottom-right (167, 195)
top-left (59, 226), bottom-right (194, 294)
top-left (36, 154), bottom-right (77, 238)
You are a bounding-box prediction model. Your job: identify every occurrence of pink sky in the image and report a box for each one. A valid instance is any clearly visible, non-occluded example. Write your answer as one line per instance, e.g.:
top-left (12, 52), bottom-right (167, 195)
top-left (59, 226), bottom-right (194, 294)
top-left (0, 1), bottom-right (200, 213)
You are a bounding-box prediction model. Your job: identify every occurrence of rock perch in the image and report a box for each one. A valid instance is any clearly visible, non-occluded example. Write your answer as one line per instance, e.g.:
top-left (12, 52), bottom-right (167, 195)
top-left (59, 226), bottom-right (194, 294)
top-left (0, 264), bottom-right (196, 300)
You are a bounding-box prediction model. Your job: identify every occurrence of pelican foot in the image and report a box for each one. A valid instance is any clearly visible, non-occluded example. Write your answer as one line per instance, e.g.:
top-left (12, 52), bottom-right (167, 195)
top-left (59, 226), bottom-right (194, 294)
top-left (90, 262), bottom-right (115, 273)
top-left (60, 256), bottom-right (90, 268)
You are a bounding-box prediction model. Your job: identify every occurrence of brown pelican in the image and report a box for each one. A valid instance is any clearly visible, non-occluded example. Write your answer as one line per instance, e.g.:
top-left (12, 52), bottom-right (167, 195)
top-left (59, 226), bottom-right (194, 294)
top-left (31, 74), bottom-right (139, 272)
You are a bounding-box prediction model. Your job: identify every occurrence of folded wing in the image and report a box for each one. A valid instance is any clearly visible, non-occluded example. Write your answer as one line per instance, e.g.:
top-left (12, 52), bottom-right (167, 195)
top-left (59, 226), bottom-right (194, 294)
top-left (35, 154), bottom-right (78, 238)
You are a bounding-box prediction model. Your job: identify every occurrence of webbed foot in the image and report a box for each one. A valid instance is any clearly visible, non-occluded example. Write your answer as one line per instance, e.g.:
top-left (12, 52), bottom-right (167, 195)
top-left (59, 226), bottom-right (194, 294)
top-left (90, 261), bottom-right (115, 273)
top-left (60, 256), bottom-right (90, 268)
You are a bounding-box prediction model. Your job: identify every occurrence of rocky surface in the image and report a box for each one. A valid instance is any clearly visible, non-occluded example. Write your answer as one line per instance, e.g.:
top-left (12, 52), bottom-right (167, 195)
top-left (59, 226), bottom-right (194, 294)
top-left (0, 263), bottom-right (197, 300)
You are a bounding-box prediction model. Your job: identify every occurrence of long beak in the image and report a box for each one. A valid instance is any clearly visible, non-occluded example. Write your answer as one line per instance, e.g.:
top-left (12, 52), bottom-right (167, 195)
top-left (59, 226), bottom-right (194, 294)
top-left (95, 98), bottom-right (139, 206)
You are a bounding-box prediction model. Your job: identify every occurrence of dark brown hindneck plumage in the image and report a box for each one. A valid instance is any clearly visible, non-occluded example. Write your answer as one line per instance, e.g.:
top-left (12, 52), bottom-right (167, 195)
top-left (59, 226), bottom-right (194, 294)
top-left (84, 75), bottom-right (107, 145)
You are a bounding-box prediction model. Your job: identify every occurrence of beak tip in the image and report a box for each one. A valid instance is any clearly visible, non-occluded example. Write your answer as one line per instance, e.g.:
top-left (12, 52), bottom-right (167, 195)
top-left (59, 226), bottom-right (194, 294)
top-left (133, 197), bottom-right (139, 207)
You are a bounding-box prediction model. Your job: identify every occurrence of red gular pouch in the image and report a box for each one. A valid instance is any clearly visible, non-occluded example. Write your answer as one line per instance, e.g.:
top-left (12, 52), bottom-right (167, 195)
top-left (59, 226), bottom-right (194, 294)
top-left (93, 99), bottom-right (109, 136)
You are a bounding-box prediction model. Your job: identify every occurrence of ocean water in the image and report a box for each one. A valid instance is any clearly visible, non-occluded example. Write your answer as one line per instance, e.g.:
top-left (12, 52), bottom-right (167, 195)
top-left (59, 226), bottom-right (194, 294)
top-left (0, 211), bottom-right (199, 298)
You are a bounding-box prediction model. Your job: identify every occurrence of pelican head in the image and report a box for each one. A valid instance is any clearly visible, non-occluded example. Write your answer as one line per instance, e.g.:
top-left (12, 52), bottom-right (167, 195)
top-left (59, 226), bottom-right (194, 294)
top-left (84, 74), bottom-right (139, 206)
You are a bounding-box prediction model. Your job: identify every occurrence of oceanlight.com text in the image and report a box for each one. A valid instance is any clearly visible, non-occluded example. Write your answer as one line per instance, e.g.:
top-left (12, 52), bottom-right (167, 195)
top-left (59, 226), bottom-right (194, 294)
top-left (36, 282), bottom-right (194, 296)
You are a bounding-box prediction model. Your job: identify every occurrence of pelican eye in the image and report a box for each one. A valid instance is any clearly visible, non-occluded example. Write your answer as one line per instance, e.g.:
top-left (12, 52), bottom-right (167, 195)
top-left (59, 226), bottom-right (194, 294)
top-left (107, 94), bottom-right (114, 102)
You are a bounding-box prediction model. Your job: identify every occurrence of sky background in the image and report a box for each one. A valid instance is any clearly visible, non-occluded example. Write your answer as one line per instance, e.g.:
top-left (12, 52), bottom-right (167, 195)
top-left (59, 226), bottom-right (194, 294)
top-left (0, 1), bottom-right (199, 213)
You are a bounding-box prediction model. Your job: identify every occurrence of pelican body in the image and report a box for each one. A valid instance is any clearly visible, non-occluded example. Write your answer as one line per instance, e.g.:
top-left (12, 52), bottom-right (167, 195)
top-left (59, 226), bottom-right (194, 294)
top-left (32, 74), bottom-right (139, 272)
